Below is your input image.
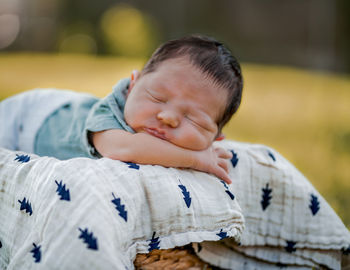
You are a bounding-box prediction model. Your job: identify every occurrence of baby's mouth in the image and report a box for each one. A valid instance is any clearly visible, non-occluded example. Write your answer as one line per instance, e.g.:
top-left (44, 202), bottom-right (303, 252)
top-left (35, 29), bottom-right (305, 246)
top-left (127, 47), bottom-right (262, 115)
top-left (144, 127), bottom-right (167, 140)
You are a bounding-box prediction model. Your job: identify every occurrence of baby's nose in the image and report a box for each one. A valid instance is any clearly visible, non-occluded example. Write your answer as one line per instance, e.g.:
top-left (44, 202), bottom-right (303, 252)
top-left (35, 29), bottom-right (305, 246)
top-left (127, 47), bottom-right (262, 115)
top-left (157, 111), bottom-right (180, 128)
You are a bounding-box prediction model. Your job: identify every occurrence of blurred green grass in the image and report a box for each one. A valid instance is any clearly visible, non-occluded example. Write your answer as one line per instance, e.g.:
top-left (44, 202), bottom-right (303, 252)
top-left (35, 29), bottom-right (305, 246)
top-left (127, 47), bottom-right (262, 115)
top-left (1, 53), bottom-right (349, 228)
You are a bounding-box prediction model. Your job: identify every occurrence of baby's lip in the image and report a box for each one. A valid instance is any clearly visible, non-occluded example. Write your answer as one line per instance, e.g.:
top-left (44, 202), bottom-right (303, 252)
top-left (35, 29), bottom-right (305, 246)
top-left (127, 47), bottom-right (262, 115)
top-left (144, 127), bottom-right (167, 141)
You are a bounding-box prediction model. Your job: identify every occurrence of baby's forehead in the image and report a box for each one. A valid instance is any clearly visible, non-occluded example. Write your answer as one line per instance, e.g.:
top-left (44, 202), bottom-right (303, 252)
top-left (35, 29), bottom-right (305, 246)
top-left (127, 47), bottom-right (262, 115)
top-left (141, 56), bottom-right (228, 104)
top-left (144, 56), bottom-right (227, 89)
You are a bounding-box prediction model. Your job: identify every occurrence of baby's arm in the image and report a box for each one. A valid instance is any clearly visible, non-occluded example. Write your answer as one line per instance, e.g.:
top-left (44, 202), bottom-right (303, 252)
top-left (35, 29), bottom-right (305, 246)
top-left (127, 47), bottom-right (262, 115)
top-left (92, 129), bottom-right (232, 184)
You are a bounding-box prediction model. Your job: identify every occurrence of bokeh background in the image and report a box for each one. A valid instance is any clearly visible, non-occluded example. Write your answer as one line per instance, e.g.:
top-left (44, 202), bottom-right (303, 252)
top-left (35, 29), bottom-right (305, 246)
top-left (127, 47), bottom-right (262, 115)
top-left (0, 0), bottom-right (349, 228)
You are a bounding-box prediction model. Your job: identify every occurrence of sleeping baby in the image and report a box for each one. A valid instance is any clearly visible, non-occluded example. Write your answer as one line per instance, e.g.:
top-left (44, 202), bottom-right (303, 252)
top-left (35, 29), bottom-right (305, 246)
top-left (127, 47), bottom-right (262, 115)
top-left (0, 34), bottom-right (243, 184)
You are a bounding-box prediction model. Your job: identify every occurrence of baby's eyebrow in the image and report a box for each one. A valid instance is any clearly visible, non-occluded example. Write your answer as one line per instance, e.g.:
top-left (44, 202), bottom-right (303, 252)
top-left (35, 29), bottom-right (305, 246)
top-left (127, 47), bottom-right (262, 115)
top-left (153, 81), bottom-right (174, 95)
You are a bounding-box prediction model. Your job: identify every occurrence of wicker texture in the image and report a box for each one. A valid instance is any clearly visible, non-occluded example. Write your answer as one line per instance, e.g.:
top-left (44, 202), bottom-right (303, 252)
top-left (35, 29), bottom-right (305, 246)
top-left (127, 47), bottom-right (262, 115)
top-left (134, 245), bottom-right (218, 270)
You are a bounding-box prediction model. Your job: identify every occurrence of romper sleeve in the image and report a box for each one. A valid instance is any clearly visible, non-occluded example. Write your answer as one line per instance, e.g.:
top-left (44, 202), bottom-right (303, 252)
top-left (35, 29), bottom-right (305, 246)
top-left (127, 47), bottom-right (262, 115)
top-left (82, 78), bottom-right (135, 157)
top-left (85, 96), bottom-right (125, 132)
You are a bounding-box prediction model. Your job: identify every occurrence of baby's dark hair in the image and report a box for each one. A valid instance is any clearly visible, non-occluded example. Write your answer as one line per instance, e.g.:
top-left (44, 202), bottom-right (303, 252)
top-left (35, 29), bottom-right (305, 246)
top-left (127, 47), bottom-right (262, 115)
top-left (141, 34), bottom-right (243, 133)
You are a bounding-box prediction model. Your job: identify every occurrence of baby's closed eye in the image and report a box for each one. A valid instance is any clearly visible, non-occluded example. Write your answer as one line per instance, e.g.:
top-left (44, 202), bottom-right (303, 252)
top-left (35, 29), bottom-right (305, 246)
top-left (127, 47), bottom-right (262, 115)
top-left (147, 90), bottom-right (166, 103)
top-left (185, 115), bottom-right (211, 131)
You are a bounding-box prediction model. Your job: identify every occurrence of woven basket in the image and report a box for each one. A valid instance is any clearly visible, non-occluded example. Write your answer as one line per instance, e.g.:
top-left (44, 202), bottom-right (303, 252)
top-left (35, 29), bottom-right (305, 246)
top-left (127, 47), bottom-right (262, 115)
top-left (134, 245), bottom-right (219, 270)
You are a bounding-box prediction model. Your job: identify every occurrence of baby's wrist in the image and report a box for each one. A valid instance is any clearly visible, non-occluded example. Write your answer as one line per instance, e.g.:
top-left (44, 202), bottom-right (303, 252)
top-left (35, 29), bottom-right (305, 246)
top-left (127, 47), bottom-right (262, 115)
top-left (188, 150), bottom-right (202, 170)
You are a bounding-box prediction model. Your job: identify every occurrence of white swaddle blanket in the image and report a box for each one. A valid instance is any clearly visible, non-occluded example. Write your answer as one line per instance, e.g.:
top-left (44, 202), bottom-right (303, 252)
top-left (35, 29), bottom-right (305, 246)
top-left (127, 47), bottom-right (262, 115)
top-left (0, 140), bottom-right (349, 270)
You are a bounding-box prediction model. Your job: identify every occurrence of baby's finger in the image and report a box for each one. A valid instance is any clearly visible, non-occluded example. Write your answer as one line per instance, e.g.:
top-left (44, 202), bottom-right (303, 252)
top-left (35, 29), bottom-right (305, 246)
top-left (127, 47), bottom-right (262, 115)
top-left (218, 158), bottom-right (229, 173)
top-left (212, 166), bottom-right (232, 184)
top-left (215, 147), bottom-right (232, 159)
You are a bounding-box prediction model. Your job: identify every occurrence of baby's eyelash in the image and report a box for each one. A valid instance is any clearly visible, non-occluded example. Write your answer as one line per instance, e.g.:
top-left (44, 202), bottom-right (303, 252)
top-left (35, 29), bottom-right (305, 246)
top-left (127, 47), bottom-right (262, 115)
top-left (147, 91), bottom-right (165, 103)
top-left (151, 96), bottom-right (162, 102)
top-left (186, 116), bottom-right (208, 130)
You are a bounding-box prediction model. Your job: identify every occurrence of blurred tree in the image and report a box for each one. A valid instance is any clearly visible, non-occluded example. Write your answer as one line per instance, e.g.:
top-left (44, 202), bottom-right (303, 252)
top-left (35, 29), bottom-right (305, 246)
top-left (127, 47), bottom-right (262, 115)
top-left (57, 21), bottom-right (97, 54)
top-left (99, 3), bottom-right (159, 57)
top-left (1, 0), bottom-right (350, 73)
top-left (336, 0), bottom-right (350, 72)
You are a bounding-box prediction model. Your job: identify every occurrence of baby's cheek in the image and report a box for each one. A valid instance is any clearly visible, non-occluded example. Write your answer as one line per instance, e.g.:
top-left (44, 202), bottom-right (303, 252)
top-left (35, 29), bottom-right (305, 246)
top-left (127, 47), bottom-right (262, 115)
top-left (182, 128), bottom-right (211, 150)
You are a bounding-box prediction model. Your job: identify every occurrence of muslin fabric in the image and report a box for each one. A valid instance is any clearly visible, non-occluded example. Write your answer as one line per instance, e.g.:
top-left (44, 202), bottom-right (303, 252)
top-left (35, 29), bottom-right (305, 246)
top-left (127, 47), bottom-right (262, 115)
top-left (0, 140), bottom-right (349, 269)
top-left (194, 141), bottom-right (350, 269)
top-left (0, 145), bottom-right (243, 270)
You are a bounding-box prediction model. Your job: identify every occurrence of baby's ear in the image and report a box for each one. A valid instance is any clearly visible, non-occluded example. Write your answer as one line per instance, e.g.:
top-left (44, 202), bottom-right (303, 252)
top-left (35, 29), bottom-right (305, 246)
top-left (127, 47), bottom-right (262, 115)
top-left (215, 133), bottom-right (225, 141)
top-left (128, 70), bottom-right (140, 95)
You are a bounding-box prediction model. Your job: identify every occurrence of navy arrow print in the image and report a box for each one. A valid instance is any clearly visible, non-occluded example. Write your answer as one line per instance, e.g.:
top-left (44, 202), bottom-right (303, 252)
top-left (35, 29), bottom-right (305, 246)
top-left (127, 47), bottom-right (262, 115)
top-left (230, 150), bottom-right (239, 167)
top-left (18, 197), bottom-right (33, 215)
top-left (216, 229), bottom-right (228, 240)
top-left (111, 193), bottom-right (128, 222)
top-left (220, 180), bottom-right (235, 200)
top-left (55, 180), bottom-right (71, 201)
top-left (78, 228), bottom-right (98, 251)
top-left (123, 161), bottom-right (140, 170)
top-left (285, 240), bottom-right (297, 253)
top-left (261, 183), bottom-right (272, 211)
top-left (267, 151), bottom-right (276, 162)
top-left (14, 154), bottom-right (30, 163)
top-left (309, 194), bottom-right (320, 216)
top-left (30, 243), bottom-right (41, 263)
top-left (148, 232), bottom-right (160, 252)
top-left (178, 180), bottom-right (191, 208)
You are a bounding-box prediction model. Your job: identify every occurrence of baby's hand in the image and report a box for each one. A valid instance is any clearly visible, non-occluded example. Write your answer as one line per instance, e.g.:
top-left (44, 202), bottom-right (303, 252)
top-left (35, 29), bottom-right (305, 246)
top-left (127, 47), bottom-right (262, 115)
top-left (192, 146), bottom-right (233, 184)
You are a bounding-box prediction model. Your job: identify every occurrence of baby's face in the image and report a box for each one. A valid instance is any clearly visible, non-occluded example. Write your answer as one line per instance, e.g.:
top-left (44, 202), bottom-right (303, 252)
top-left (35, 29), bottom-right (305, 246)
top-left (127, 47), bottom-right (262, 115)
top-left (124, 57), bottom-right (228, 151)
